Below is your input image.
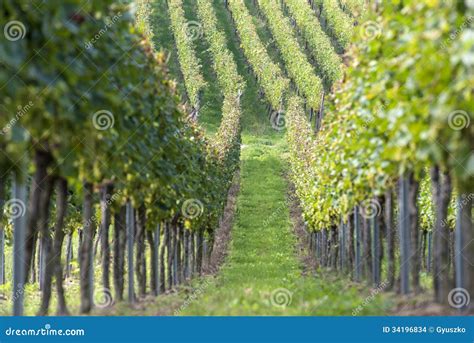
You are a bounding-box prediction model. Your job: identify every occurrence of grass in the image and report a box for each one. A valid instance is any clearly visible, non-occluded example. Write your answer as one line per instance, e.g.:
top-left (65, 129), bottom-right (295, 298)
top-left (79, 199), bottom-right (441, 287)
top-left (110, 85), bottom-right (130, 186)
top-left (174, 0), bottom-right (392, 316)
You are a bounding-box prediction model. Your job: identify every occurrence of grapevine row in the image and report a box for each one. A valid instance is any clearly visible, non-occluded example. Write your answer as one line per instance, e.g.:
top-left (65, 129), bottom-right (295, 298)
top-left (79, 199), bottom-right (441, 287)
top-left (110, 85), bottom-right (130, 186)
top-left (196, 0), bottom-right (244, 201)
top-left (338, 0), bottom-right (366, 18)
top-left (310, 0), bottom-right (353, 51)
top-left (258, 0), bottom-right (323, 110)
top-left (196, 0), bottom-right (243, 98)
top-left (287, 1), bottom-right (473, 308)
top-left (283, 0), bottom-right (343, 88)
top-left (227, 0), bottom-right (289, 110)
top-left (0, 0), bottom-right (240, 315)
top-left (286, 96), bottom-right (317, 221)
top-left (167, 0), bottom-right (206, 110)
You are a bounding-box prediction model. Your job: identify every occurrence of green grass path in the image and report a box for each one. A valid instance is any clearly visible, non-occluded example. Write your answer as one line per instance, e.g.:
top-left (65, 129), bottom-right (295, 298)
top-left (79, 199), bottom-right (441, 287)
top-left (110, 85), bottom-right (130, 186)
top-left (180, 137), bottom-right (392, 315)
top-left (143, 0), bottom-right (393, 316)
top-left (182, 135), bottom-right (303, 315)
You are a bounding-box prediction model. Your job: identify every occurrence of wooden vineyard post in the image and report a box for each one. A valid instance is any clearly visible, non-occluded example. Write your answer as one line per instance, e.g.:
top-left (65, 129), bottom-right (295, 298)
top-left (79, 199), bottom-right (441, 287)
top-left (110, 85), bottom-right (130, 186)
top-left (313, 232), bottom-right (317, 261)
top-left (65, 232), bottom-right (73, 279)
top-left (203, 237), bottom-right (208, 270)
top-left (384, 190), bottom-right (396, 289)
top-left (455, 194), bottom-right (472, 311)
top-left (173, 227), bottom-right (179, 286)
top-left (184, 229), bottom-right (190, 280)
top-left (80, 181), bottom-right (96, 313)
top-left (371, 213), bottom-right (381, 286)
top-left (39, 239), bottom-right (45, 290)
top-left (321, 229), bottom-right (327, 267)
top-left (427, 231), bottom-right (432, 273)
top-left (339, 218), bottom-right (346, 273)
top-left (316, 231), bottom-right (321, 266)
top-left (354, 207), bottom-right (361, 282)
top-left (154, 224), bottom-right (160, 295)
top-left (0, 225), bottom-right (4, 285)
top-left (100, 184), bottom-right (112, 294)
top-left (126, 201), bottom-right (135, 304)
top-left (12, 172), bottom-right (28, 316)
top-left (362, 216), bottom-right (372, 280)
top-left (399, 177), bottom-right (410, 295)
top-left (455, 197), bottom-right (463, 289)
top-left (191, 232), bottom-right (196, 276)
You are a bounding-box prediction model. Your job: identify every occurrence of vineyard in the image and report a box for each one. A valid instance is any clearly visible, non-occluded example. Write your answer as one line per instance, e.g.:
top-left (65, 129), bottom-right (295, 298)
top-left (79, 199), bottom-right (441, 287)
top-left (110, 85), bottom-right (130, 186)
top-left (0, 0), bottom-right (472, 318)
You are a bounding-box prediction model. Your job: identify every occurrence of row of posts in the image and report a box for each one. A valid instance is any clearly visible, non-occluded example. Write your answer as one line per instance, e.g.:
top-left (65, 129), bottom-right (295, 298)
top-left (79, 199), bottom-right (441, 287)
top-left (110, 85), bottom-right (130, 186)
top-left (308, 176), bottom-right (469, 301)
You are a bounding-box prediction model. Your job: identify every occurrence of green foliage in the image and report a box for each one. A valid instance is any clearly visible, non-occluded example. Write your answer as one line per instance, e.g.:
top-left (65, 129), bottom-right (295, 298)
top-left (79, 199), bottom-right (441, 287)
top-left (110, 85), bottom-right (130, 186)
top-left (0, 0), bottom-right (243, 236)
top-left (284, 0), bottom-right (343, 88)
top-left (287, 0), bottom-right (473, 232)
top-left (258, 0), bottom-right (323, 109)
top-left (313, 0), bottom-right (353, 51)
top-left (135, 0), bottom-right (155, 45)
top-left (196, 0), bottom-right (243, 98)
top-left (338, 0), bottom-right (367, 18)
top-left (227, 0), bottom-right (289, 110)
top-left (167, 0), bottom-right (206, 109)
